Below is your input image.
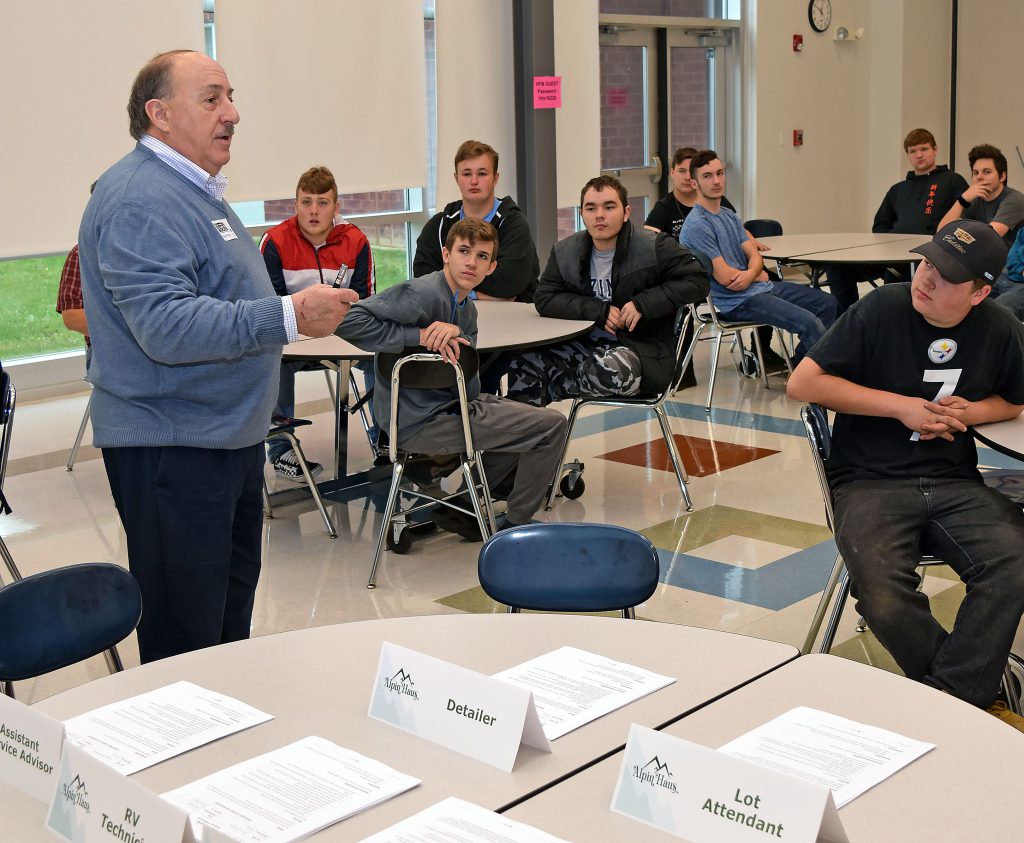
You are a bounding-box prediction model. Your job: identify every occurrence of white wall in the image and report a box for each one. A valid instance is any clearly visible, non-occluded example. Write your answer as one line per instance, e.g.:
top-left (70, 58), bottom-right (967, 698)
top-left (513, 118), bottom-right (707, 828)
top-left (434, 0), bottom-right (518, 208)
top-left (955, 0), bottom-right (1023, 183)
top-left (747, 0), bottom-right (953, 232)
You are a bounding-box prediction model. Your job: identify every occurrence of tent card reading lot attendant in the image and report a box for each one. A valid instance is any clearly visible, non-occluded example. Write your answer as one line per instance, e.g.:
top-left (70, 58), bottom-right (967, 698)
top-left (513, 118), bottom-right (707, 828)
top-left (611, 725), bottom-right (849, 843)
top-left (368, 642), bottom-right (550, 771)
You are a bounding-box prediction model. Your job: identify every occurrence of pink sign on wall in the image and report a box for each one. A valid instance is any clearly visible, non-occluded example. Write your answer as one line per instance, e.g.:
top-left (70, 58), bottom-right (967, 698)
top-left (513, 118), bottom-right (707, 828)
top-left (533, 76), bottom-right (562, 109)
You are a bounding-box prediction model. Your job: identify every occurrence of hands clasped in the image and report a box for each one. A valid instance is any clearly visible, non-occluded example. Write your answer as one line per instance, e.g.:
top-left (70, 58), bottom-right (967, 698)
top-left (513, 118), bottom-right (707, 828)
top-left (419, 321), bottom-right (469, 362)
top-left (604, 302), bottom-right (642, 333)
top-left (902, 395), bottom-right (971, 441)
top-left (293, 286), bottom-right (360, 337)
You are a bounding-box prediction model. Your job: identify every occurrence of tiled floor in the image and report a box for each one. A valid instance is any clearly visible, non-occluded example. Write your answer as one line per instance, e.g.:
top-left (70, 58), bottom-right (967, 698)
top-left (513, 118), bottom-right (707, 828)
top-left (2, 337), bottom-right (1003, 705)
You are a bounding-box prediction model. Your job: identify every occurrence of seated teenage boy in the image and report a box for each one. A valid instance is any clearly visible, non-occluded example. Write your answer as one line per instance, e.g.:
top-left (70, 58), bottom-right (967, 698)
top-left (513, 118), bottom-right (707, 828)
top-left (259, 166), bottom-right (376, 479)
top-left (680, 150), bottom-right (837, 365)
top-left (505, 174), bottom-right (708, 407)
top-left (788, 219), bottom-right (1024, 731)
top-left (338, 218), bottom-right (567, 537)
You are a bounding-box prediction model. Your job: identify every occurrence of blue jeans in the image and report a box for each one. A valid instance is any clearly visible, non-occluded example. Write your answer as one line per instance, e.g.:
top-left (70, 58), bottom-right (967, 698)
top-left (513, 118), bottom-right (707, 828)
top-left (833, 477), bottom-right (1024, 707)
top-left (989, 271), bottom-right (1024, 320)
top-left (720, 280), bottom-right (838, 360)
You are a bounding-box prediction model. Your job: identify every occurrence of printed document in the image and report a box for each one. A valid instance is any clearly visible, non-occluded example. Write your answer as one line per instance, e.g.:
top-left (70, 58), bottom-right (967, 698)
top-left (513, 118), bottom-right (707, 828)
top-left (164, 736), bottom-right (420, 843)
top-left (494, 646), bottom-right (674, 740)
top-left (64, 680), bottom-right (272, 775)
top-left (361, 797), bottom-right (569, 842)
top-left (720, 706), bottom-right (935, 807)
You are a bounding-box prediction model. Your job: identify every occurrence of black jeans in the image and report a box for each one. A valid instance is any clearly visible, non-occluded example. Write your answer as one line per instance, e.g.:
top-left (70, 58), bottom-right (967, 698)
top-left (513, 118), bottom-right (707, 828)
top-left (833, 476), bottom-right (1024, 707)
top-left (102, 444), bottom-right (264, 663)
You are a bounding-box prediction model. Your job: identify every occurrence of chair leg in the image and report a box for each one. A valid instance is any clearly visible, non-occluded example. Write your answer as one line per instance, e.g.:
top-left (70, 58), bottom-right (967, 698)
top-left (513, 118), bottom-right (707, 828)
top-left (323, 368), bottom-right (337, 408)
top-left (2, 681), bottom-right (13, 699)
top-left (749, 327), bottom-right (771, 390)
top-left (705, 332), bottom-right (725, 412)
top-left (462, 460), bottom-right (493, 541)
top-left (103, 645), bottom-right (125, 673)
top-left (623, 607), bottom-right (637, 620)
top-left (655, 405), bottom-right (693, 511)
top-left (67, 393), bottom-right (92, 471)
top-left (802, 551), bottom-right (845, 654)
top-left (472, 453), bottom-right (497, 532)
top-left (545, 399), bottom-right (583, 510)
top-left (262, 478), bottom-right (273, 519)
top-left (0, 534), bottom-right (22, 583)
top-left (817, 570), bottom-right (853, 654)
top-left (279, 432), bottom-right (336, 538)
top-left (1004, 653), bottom-right (1023, 715)
top-left (368, 462), bottom-right (406, 589)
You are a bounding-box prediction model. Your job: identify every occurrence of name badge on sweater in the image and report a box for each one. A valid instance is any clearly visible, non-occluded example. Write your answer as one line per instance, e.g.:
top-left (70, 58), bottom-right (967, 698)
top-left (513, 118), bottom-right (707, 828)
top-left (211, 219), bottom-right (237, 241)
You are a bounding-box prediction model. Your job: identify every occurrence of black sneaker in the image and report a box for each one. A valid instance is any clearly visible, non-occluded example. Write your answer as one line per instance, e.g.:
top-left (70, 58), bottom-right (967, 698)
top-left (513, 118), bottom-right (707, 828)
top-left (759, 347), bottom-right (790, 374)
top-left (430, 505), bottom-right (485, 541)
top-left (273, 451), bottom-right (323, 482)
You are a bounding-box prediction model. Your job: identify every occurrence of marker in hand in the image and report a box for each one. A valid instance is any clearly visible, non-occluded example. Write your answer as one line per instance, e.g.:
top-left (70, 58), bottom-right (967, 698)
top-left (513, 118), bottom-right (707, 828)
top-left (331, 263), bottom-right (349, 288)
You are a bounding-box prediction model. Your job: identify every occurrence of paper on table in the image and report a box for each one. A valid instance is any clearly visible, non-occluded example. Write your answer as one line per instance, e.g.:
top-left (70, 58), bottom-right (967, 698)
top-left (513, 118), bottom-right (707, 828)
top-left (493, 646), bottom-right (675, 740)
top-left (360, 797), bottom-right (570, 842)
top-left (64, 680), bottom-right (273, 775)
top-left (719, 706), bottom-right (935, 808)
top-left (164, 736), bottom-right (420, 843)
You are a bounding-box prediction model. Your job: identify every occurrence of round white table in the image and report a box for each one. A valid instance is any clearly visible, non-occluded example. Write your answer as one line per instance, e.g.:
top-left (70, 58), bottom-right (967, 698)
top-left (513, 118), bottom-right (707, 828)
top-left (1, 615), bottom-right (798, 841)
top-left (507, 653), bottom-right (1024, 841)
top-left (277, 301), bottom-right (594, 497)
top-left (974, 415), bottom-right (1024, 462)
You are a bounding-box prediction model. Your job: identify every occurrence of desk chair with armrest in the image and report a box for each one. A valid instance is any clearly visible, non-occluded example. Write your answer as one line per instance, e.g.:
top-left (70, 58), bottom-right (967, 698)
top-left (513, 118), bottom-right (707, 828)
top-left (679, 248), bottom-right (793, 413)
top-left (367, 347), bottom-right (495, 589)
top-left (799, 403), bottom-right (1023, 712)
top-left (545, 306), bottom-right (694, 512)
top-left (478, 522), bottom-right (659, 619)
top-left (0, 562), bottom-right (142, 699)
top-left (0, 368), bottom-right (21, 583)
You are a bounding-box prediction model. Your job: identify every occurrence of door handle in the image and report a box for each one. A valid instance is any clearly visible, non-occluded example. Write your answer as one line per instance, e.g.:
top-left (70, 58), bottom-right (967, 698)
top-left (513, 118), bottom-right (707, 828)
top-left (649, 154), bottom-right (662, 184)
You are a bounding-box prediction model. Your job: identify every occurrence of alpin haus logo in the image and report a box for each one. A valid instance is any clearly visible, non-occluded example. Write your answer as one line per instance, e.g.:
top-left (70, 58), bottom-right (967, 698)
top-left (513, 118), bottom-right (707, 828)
top-left (384, 668), bottom-right (419, 699)
top-left (62, 774), bottom-right (91, 812)
top-left (633, 755), bottom-right (679, 793)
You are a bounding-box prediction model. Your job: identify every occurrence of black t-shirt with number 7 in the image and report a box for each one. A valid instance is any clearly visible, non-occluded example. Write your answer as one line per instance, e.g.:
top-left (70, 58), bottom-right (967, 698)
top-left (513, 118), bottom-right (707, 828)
top-left (807, 284), bottom-right (1024, 488)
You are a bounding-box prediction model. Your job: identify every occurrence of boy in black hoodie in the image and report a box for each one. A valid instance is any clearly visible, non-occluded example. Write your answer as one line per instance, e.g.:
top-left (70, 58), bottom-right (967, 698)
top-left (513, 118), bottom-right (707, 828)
top-left (825, 128), bottom-right (968, 315)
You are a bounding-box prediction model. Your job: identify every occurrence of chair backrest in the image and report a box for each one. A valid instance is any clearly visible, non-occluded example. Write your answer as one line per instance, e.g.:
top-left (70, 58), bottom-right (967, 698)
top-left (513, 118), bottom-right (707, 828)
top-left (799, 404), bottom-right (835, 531)
top-left (478, 523), bottom-right (660, 614)
top-left (0, 563), bottom-right (142, 683)
top-left (744, 219), bottom-right (784, 238)
top-left (378, 347), bottom-right (481, 461)
top-left (376, 345), bottom-right (480, 387)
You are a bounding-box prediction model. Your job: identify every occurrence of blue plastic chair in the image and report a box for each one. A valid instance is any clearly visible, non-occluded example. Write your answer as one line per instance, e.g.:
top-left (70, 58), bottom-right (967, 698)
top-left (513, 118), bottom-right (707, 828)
top-left (477, 523), bottom-right (660, 619)
top-left (0, 562), bottom-right (142, 698)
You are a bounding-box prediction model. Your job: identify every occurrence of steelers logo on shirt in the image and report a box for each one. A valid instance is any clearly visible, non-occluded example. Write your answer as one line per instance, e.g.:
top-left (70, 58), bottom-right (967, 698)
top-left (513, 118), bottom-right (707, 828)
top-left (928, 339), bottom-right (957, 364)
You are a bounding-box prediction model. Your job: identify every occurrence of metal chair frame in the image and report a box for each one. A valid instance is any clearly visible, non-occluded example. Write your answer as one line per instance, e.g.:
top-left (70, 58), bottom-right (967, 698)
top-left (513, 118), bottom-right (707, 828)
top-left (799, 404), bottom-right (1022, 714)
top-left (262, 418), bottom-right (337, 538)
top-left (66, 387), bottom-right (92, 471)
top-left (0, 371), bottom-right (22, 584)
top-left (546, 307), bottom-right (694, 512)
top-left (478, 522), bottom-right (660, 619)
top-left (678, 294), bottom-right (793, 413)
top-left (367, 349), bottom-right (495, 589)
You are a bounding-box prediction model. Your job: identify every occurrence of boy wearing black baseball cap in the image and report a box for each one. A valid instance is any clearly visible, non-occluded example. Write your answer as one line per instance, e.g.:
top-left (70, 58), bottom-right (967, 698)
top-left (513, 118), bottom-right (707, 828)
top-left (788, 219), bottom-right (1024, 730)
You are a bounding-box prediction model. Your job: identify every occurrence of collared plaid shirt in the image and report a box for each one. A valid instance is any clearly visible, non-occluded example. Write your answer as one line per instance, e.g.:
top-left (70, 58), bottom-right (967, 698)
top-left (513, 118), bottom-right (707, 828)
top-left (56, 243), bottom-right (90, 346)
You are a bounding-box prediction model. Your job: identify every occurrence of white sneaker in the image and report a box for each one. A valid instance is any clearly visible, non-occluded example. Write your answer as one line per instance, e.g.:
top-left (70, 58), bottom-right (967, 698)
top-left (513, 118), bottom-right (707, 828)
top-left (272, 451), bottom-right (323, 482)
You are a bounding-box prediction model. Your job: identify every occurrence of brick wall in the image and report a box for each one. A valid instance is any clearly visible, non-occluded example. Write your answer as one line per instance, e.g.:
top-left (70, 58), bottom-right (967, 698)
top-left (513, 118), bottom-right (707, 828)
top-left (670, 46), bottom-right (710, 150)
top-left (600, 0), bottom-right (706, 13)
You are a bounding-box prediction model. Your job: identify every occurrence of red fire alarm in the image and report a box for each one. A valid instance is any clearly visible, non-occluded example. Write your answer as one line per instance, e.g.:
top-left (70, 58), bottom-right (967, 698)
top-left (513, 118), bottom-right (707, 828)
top-left (793, 129), bottom-right (804, 146)
top-left (793, 34), bottom-right (803, 52)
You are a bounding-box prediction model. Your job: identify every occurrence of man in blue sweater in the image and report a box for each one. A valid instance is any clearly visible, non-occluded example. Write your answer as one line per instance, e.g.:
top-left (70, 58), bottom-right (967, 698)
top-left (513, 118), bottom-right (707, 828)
top-left (78, 50), bottom-right (356, 663)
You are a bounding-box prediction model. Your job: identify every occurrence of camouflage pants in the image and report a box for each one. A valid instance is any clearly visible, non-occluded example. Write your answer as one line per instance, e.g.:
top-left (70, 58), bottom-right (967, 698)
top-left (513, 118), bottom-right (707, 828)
top-left (505, 337), bottom-right (643, 407)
